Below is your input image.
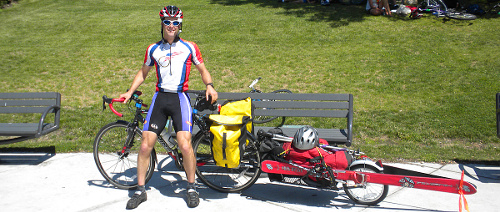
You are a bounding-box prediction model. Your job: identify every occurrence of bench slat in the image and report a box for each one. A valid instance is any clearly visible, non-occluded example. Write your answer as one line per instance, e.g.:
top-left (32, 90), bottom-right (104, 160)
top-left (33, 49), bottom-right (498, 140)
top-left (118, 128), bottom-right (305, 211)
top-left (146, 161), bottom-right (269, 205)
top-left (0, 123), bottom-right (39, 136)
top-left (255, 126), bottom-right (349, 143)
top-left (254, 109), bottom-right (349, 118)
top-left (216, 92), bottom-right (351, 101)
top-left (0, 123), bottom-right (56, 136)
top-left (0, 92), bottom-right (60, 99)
top-left (0, 99), bottom-right (56, 107)
top-left (253, 101), bottom-right (349, 110)
top-left (0, 107), bottom-right (51, 114)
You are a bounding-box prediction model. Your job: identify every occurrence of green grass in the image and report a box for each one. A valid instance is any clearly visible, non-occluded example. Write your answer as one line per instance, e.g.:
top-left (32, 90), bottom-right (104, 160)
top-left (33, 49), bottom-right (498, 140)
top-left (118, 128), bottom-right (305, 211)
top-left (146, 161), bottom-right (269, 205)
top-left (1, 0), bottom-right (499, 162)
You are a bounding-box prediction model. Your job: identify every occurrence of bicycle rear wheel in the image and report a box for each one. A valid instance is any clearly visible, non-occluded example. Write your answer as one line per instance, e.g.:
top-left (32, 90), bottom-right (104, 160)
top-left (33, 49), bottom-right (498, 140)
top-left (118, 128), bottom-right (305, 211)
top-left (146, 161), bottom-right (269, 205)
top-left (93, 121), bottom-right (155, 190)
top-left (194, 132), bottom-right (262, 193)
top-left (343, 165), bottom-right (388, 205)
top-left (253, 89), bottom-right (292, 125)
top-left (446, 12), bottom-right (477, 20)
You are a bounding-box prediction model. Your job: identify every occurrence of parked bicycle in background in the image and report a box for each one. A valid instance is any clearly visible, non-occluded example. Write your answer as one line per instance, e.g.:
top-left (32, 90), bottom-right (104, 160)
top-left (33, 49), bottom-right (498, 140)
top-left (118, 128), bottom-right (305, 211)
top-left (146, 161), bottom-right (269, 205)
top-left (247, 77), bottom-right (292, 126)
top-left (410, 0), bottom-right (477, 20)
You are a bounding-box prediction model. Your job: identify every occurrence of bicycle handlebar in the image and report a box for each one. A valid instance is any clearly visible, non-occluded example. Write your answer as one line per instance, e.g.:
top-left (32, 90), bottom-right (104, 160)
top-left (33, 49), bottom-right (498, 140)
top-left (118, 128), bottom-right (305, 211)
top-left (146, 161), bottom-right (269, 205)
top-left (102, 95), bottom-right (127, 117)
top-left (248, 77), bottom-right (262, 89)
top-left (102, 90), bottom-right (148, 117)
top-left (189, 90), bottom-right (219, 112)
top-left (102, 90), bottom-right (217, 118)
top-left (257, 129), bottom-right (293, 142)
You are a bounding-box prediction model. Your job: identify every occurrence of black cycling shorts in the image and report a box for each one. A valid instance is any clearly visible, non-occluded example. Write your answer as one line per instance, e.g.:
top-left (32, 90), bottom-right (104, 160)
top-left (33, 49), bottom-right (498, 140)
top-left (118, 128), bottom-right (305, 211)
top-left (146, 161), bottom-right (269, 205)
top-left (143, 92), bottom-right (192, 135)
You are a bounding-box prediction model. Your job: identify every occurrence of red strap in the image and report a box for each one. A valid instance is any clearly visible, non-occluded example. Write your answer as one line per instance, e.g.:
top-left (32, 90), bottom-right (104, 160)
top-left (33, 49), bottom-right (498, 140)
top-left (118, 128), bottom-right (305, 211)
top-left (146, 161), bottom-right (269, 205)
top-left (458, 170), bottom-right (470, 212)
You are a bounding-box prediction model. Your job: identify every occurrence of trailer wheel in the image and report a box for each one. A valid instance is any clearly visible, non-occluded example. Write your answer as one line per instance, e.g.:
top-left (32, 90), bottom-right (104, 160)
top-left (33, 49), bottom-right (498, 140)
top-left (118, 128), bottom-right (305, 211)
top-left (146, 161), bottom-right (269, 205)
top-left (343, 165), bottom-right (389, 205)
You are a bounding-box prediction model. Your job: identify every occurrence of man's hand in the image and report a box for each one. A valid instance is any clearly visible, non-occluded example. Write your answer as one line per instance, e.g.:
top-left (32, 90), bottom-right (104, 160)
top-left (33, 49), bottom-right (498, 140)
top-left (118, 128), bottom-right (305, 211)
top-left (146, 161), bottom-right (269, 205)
top-left (119, 92), bottom-right (133, 104)
top-left (206, 85), bottom-right (218, 104)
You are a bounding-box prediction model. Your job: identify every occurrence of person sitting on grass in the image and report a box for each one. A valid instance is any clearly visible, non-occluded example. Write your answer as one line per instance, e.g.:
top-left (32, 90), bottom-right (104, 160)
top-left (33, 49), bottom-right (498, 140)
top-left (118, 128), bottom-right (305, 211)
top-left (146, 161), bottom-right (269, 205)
top-left (366, 0), bottom-right (392, 16)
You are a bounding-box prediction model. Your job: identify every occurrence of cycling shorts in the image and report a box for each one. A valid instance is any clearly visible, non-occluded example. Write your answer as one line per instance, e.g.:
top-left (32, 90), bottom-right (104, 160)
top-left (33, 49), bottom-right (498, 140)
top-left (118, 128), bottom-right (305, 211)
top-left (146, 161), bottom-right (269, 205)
top-left (143, 92), bottom-right (192, 135)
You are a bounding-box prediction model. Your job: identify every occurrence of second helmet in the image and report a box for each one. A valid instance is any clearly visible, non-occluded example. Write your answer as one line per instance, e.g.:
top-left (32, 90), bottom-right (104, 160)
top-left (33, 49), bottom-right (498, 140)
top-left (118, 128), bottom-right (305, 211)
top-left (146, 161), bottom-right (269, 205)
top-left (292, 126), bottom-right (319, 150)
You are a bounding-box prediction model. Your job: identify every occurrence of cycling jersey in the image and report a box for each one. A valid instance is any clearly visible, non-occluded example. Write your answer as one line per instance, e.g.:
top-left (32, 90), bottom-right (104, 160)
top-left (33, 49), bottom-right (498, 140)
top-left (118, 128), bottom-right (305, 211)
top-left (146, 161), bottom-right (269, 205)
top-left (144, 39), bottom-right (204, 93)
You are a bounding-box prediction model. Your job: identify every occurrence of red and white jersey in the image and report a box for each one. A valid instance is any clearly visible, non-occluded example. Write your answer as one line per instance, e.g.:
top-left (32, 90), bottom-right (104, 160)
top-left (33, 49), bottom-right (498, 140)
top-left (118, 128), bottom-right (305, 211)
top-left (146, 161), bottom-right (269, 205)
top-left (144, 39), bottom-right (204, 93)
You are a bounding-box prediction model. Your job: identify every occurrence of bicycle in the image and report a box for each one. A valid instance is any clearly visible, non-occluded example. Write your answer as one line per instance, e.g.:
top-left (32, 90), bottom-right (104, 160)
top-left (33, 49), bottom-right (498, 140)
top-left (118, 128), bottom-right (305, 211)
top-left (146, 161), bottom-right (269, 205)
top-left (247, 77), bottom-right (292, 126)
top-left (93, 90), bottom-right (217, 189)
top-left (416, 0), bottom-right (477, 20)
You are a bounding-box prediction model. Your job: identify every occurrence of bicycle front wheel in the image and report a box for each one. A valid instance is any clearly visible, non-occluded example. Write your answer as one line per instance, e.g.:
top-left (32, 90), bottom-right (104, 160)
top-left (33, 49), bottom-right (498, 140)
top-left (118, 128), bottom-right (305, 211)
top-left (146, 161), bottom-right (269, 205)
top-left (343, 165), bottom-right (389, 205)
top-left (194, 132), bottom-right (262, 193)
top-left (93, 121), bottom-right (155, 190)
top-left (253, 89), bottom-right (292, 125)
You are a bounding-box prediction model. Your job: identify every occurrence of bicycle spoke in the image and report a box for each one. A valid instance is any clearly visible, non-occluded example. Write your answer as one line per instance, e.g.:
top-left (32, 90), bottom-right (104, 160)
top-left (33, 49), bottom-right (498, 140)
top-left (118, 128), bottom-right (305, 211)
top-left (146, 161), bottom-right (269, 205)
top-left (93, 122), bottom-right (155, 189)
top-left (194, 133), bottom-right (261, 192)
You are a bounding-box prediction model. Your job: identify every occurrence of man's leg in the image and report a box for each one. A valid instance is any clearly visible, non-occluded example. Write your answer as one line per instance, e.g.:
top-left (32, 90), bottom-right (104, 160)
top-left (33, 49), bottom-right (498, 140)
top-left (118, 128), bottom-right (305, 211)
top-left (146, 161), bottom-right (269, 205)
top-left (126, 131), bottom-right (157, 210)
top-left (137, 131), bottom-right (158, 185)
top-left (380, 0), bottom-right (392, 15)
top-left (176, 131), bottom-right (199, 208)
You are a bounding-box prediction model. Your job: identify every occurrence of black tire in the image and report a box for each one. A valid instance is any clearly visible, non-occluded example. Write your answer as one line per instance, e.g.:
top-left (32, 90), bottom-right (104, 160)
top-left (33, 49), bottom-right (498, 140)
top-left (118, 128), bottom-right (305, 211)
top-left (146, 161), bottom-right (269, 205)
top-left (93, 121), bottom-right (155, 190)
top-left (194, 132), bottom-right (262, 192)
top-left (446, 12), bottom-right (477, 20)
top-left (252, 89), bottom-right (292, 125)
top-left (343, 165), bottom-right (389, 205)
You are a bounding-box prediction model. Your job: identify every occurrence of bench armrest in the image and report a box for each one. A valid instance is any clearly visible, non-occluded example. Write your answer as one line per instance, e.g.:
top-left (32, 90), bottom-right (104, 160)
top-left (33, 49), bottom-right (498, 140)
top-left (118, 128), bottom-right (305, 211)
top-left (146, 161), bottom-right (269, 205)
top-left (36, 105), bottom-right (61, 137)
top-left (347, 94), bottom-right (353, 144)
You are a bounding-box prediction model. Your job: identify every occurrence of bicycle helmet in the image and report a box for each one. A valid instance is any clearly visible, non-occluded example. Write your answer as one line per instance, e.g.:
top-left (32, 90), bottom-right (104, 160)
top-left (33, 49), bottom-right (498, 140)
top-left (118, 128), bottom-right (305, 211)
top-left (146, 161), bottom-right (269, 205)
top-left (292, 126), bottom-right (319, 150)
top-left (159, 6), bottom-right (184, 21)
top-left (159, 5), bottom-right (184, 39)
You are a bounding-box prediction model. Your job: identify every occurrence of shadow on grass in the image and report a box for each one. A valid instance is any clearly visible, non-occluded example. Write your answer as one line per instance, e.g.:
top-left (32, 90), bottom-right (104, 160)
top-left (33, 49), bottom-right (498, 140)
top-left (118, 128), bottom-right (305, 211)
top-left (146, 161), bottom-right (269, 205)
top-left (211, 0), bottom-right (369, 28)
top-left (210, 0), bottom-right (498, 27)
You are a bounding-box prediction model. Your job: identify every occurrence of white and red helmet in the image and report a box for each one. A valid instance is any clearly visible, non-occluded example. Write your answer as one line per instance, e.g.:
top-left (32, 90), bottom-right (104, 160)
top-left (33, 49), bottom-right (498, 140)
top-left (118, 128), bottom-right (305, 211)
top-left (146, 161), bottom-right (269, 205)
top-left (159, 6), bottom-right (184, 38)
top-left (159, 5), bottom-right (183, 21)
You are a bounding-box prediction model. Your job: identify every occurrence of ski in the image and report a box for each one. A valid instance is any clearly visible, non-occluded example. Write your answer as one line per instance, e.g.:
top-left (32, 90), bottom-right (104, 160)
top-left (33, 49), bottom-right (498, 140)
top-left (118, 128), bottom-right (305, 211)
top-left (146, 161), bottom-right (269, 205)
top-left (261, 160), bottom-right (476, 195)
top-left (342, 171), bottom-right (477, 195)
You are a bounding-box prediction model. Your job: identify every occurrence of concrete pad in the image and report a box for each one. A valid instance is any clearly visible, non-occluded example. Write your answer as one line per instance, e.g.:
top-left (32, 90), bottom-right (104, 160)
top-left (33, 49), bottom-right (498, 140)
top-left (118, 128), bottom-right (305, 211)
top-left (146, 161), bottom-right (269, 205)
top-left (0, 153), bottom-right (498, 212)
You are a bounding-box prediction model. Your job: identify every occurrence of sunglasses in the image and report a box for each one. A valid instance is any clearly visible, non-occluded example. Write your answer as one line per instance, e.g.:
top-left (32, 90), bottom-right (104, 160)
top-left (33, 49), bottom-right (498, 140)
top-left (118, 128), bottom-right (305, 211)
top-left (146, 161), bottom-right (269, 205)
top-left (162, 20), bottom-right (181, 26)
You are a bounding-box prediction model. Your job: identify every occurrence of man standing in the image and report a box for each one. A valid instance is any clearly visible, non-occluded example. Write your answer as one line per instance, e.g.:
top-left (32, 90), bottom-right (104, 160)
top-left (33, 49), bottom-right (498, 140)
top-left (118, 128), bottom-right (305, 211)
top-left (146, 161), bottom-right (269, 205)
top-left (119, 5), bottom-right (218, 209)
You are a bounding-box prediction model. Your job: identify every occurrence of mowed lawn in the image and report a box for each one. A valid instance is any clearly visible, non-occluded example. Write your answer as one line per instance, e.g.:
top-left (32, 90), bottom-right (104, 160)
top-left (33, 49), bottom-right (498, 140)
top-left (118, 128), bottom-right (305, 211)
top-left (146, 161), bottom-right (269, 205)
top-left (0, 0), bottom-right (499, 162)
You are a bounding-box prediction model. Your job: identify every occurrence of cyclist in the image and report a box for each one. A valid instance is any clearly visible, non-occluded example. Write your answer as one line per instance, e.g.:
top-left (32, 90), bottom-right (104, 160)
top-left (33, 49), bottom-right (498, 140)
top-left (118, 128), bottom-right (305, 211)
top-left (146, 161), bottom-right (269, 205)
top-left (119, 5), bottom-right (218, 209)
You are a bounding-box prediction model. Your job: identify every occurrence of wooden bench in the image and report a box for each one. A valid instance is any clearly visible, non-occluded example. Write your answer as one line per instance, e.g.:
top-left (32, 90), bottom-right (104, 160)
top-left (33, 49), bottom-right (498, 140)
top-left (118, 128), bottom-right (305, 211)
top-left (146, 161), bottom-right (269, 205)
top-left (0, 92), bottom-right (61, 145)
top-left (188, 91), bottom-right (353, 147)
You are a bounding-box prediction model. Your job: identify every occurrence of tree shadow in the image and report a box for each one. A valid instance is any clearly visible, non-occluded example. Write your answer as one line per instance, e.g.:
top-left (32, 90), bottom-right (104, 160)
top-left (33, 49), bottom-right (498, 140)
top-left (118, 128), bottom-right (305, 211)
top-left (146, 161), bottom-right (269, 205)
top-left (210, 0), bottom-right (369, 28)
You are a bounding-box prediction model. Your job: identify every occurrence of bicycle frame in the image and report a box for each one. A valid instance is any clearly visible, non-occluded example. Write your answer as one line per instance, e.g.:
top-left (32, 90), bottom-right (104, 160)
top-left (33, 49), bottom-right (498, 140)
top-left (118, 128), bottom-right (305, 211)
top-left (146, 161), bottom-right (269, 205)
top-left (95, 90), bottom-right (219, 189)
top-left (416, 0), bottom-right (477, 20)
top-left (104, 90), bottom-right (218, 159)
top-left (420, 0), bottom-right (448, 16)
